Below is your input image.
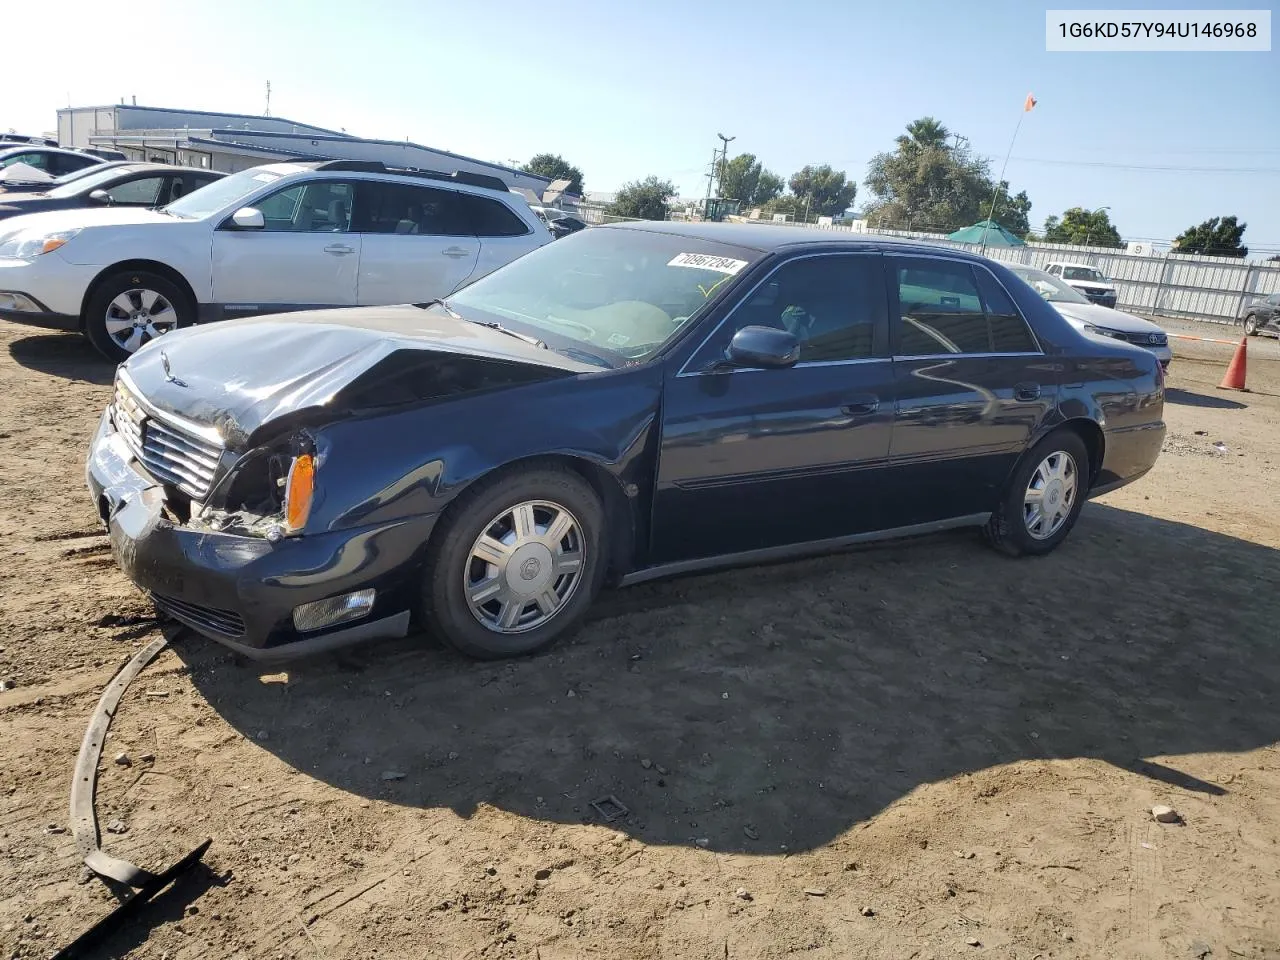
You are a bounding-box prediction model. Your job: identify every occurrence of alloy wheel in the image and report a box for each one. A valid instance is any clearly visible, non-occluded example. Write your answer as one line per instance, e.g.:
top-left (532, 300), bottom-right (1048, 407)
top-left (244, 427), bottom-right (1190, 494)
top-left (1023, 451), bottom-right (1078, 540)
top-left (104, 288), bottom-right (177, 354)
top-left (463, 500), bottom-right (585, 633)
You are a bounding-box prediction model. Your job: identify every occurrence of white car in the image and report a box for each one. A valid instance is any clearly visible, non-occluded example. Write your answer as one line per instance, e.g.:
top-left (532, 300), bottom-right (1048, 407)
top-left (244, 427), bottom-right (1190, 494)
top-left (1042, 261), bottom-right (1118, 309)
top-left (0, 159), bottom-right (553, 361)
top-left (1008, 264), bottom-right (1171, 369)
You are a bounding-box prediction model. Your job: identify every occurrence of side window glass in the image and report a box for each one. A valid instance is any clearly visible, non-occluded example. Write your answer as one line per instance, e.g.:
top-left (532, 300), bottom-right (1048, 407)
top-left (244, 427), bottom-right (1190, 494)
top-left (457, 194), bottom-right (530, 237)
top-left (356, 182), bottom-right (469, 235)
top-left (697, 255), bottom-right (884, 366)
top-left (1, 152), bottom-right (47, 171)
top-left (976, 269), bottom-right (1038, 352)
top-left (256, 181), bottom-right (353, 232)
top-left (896, 261), bottom-right (989, 355)
top-left (105, 177), bottom-right (164, 206)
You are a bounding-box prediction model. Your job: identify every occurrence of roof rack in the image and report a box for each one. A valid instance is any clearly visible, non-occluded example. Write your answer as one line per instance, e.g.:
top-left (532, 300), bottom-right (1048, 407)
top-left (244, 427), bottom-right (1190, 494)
top-left (310, 159), bottom-right (510, 194)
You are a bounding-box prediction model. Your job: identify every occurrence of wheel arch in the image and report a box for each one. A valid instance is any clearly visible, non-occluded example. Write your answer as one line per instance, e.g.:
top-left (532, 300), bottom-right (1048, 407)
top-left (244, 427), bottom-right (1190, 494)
top-left (1000, 416), bottom-right (1105, 505)
top-left (431, 453), bottom-right (642, 585)
top-left (79, 260), bottom-right (200, 330)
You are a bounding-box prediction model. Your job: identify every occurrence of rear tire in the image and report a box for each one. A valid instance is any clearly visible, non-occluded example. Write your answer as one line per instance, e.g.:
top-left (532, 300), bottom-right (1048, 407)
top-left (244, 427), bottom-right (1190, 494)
top-left (1243, 314), bottom-right (1260, 337)
top-left (984, 430), bottom-right (1089, 558)
top-left (420, 466), bottom-right (606, 659)
top-left (83, 269), bottom-right (193, 363)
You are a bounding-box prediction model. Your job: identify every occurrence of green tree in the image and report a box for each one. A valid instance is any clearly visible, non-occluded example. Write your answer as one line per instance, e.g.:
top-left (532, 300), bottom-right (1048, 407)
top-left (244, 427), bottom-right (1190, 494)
top-left (716, 153), bottom-right (785, 206)
top-left (897, 116), bottom-right (951, 152)
top-left (786, 164), bottom-right (857, 219)
top-left (1042, 208), bottom-right (1123, 247)
top-left (863, 117), bottom-right (1033, 235)
top-left (521, 153), bottom-right (585, 195)
top-left (608, 176), bottom-right (677, 221)
top-left (1173, 216), bottom-right (1248, 258)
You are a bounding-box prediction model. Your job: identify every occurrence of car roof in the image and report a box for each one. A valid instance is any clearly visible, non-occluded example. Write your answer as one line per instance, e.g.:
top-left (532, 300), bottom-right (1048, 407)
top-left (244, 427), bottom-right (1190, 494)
top-left (603, 220), bottom-right (979, 257)
top-left (0, 146), bottom-right (103, 159)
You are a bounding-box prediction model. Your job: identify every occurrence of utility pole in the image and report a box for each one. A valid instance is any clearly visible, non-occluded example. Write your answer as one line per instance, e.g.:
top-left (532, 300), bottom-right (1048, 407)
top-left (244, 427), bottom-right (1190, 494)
top-left (702, 148), bottom-right (719, 218)
top-left (715, 132), bottom-right (735, 197)
top-left (264, 81), bottom-right (271, 117)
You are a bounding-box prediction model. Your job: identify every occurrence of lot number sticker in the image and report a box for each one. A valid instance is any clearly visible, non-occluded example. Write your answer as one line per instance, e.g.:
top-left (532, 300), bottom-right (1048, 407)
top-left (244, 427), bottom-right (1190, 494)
top-left (667, 253), bottom-right (749, 275)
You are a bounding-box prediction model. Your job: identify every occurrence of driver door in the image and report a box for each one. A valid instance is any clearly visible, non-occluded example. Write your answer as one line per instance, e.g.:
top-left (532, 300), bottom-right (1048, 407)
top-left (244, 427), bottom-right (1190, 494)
top-left (651, 252), bottom-right (896, 563)
top-left (211, 179), bottom-right (361, 312)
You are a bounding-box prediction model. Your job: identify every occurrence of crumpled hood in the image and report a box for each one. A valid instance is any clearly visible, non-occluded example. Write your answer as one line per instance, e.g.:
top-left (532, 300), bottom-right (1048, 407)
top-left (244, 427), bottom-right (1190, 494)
top-left (1053, 300), bottom-right (1164, 334)
top-left (120, 305), bottom-right (601, 449)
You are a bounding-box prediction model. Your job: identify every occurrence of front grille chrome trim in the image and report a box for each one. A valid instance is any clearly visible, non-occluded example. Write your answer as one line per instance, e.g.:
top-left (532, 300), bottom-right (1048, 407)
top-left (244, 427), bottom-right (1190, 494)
top-left (111, 372), bottom-right (225, 500)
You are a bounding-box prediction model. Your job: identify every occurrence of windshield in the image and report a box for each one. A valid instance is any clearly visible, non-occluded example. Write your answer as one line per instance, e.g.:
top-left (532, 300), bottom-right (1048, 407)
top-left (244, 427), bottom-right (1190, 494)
top-left (163, 168), bottom-right (283, 219)
top-left (1062, 266), bottom-right (1106, 283)
top-left (1011, 267), bottom-right (1091, 304)
top-left (47, 165), bottom-right (137, 198)
top-left (446, 228), bottom-right (763, 363)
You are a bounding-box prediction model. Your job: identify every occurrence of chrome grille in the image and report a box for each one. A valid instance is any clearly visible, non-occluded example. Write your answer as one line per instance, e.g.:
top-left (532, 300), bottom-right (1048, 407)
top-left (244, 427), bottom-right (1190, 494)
top-left (153, 593), bottom-right (246, 639)
top-left (112, 379), bottom-right (223, 500)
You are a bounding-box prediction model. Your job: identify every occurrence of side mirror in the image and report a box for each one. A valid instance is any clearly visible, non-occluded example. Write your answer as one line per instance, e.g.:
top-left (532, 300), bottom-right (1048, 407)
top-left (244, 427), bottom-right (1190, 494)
top-left (722, 325), bottom-right (800, 370)
top-left (88, 189), bottom-right (111, 204)
top-left (229, 206), bottom-right (265, 230)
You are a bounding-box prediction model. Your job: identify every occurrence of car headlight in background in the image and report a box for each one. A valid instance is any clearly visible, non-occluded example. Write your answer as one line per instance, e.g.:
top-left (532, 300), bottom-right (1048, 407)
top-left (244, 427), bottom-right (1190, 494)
top-left (1083, 324), bottom-right (1123, 339)
top-left (0, 228), bottom-right (81, 260)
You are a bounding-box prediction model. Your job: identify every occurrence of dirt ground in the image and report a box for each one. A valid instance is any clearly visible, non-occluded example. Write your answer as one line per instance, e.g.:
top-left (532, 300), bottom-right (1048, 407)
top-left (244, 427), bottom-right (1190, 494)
top-left (1, 319), bottom-right (1278, 960)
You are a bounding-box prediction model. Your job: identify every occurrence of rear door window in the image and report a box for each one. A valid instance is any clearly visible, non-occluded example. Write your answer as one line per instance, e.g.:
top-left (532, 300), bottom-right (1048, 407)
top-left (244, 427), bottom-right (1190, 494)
top-left (893, 257), bottom-right (1039, 356)
top-left (355, 182), bottom-right (470, 236)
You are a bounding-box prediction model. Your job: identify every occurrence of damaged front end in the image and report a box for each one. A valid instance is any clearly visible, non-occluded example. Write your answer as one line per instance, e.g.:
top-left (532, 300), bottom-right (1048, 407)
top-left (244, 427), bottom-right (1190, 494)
top-left (85, 373), bottom-right (436, 660)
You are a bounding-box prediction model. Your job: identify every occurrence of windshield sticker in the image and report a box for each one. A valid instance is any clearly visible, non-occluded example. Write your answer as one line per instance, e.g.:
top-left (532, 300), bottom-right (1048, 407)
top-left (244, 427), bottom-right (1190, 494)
top-left (251, 173), bottom-right (281, 183)
top-left (667, 253), bottom-right (748, 275)
top-left (607, 333), bottom-right (630, 346)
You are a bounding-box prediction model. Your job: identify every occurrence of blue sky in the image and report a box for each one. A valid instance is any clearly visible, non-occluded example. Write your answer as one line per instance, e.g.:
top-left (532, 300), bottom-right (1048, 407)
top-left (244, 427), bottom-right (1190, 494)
top-left (8, 0), bottom-right (1279, 251)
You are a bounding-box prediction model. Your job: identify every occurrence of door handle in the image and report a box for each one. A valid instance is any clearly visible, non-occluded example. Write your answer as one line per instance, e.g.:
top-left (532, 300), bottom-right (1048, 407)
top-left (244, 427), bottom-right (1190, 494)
top-left (841, 395), bottom-right (880, 416)
top-left (324, 243), bottom-right (354, 256)
top-left (442, 246), bottom-right (471, 258)
top-left (1015, 382), bottom-right (1041, 401)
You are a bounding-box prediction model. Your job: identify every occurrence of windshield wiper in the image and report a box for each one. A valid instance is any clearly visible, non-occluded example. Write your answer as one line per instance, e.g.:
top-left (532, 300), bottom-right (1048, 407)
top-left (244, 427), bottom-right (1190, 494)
top-left (416, 299), bottom-right (547, 348)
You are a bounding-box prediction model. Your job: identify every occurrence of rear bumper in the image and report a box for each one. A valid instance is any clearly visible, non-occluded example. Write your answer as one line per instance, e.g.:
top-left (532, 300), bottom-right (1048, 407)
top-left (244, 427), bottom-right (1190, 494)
top-left (1090, 420), bottom-right (1166, 497)
top-left (85, 410), bottom-right (437, 660)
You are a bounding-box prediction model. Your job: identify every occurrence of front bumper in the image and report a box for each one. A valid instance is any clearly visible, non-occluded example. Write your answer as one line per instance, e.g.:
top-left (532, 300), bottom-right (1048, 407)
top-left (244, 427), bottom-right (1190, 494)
top-left (85, 411), bottom-right (438, 660)
top-left (0, 252), bottom-right (99, 324)
top-left (1083, 291), bottom-right (1118, 308)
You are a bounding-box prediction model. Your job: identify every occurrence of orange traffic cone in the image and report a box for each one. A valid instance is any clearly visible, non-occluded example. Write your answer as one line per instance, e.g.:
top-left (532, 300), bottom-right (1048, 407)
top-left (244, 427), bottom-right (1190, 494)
top-left (1219, 336), bottom-right (1248, 391)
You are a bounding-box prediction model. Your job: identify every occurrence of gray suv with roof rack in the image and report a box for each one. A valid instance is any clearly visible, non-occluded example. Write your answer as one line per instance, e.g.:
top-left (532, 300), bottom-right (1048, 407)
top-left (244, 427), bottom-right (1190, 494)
top-left (0, 158), bottom-right (554, 361)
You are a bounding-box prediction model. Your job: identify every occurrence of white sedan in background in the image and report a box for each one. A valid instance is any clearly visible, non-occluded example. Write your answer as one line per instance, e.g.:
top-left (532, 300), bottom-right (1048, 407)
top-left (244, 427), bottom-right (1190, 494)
top-left (1008, 264), bottom-right (1172, 370)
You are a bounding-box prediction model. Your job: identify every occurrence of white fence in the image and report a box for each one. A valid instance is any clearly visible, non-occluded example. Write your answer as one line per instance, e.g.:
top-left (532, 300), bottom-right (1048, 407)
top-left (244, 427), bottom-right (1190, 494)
top-left (752, 220), bottom-right (1280, 325)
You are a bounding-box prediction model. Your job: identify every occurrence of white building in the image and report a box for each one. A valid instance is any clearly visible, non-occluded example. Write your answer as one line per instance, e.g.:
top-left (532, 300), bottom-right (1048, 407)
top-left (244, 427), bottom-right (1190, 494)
top-left (56, 103), bottom-right (565, 200)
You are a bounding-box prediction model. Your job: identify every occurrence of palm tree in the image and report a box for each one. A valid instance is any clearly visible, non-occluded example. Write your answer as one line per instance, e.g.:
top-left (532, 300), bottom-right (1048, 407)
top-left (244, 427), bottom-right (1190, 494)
top-left (896, 117), bottom-right (951, 153)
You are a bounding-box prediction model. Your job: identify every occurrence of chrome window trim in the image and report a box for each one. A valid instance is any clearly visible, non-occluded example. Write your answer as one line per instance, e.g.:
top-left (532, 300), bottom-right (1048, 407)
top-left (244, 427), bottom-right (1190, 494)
top-left (675, 250), bottom-right (888, 378)
top-left (889, 251), bottom-right (1046, 357)
top-left (892, 352), bottom-right (1043, 361)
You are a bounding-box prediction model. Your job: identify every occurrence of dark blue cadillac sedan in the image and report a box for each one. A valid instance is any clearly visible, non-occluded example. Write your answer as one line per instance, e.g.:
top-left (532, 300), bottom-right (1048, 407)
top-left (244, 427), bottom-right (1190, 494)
top-left (87, 223), bottom-right (1166, 661)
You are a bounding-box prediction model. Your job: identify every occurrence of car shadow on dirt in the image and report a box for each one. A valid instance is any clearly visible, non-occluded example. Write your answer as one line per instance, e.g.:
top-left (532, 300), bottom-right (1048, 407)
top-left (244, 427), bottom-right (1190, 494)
top-left (1164, 387), bottom-right (1247, 410)
top-left (8, 332), bottom-right (114, 385)
top-left (175, 503), bottom-right (1280, 855)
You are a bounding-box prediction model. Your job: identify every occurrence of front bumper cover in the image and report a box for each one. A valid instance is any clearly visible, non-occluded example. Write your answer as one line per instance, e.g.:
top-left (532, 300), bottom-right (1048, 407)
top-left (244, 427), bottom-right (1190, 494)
top-left (85, 411), bottom-right (436, 660)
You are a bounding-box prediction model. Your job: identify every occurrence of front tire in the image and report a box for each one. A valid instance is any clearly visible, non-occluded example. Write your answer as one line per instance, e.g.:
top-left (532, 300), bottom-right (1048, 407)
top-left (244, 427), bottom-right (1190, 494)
top-left (1243, 314), bottom-right (1260, 337)
top-left (420, 466), bottom-right (606, 659)
top-left (83, 270), bottom-right (192, 363)
top-left (984, 430), bottom-right (1089, 557)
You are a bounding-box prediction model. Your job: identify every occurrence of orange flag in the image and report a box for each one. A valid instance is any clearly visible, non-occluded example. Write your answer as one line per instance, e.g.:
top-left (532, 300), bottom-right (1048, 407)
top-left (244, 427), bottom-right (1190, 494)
top-left (1024, 93), bottom-right (1038, 112)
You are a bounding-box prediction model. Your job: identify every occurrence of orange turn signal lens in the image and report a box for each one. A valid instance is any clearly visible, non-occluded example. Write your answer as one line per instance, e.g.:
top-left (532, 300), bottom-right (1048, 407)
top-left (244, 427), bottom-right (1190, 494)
top-left (284, 454), bottom-right (315, 532)
top-left (41, 237), bottom-right (69, 255)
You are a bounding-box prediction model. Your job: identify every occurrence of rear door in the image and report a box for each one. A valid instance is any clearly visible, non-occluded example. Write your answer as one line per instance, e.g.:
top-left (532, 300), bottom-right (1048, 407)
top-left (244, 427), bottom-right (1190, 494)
top-left (884, 255), bottom-right (1055, 525)
top-left (462, 193), bottom-right (544, 280)
top-left (353, 181), bottom-right (479, 305)
top-left (211, 178), bottom-right (360, 311)
top-left (652, 252), bottom-right (895, 562)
